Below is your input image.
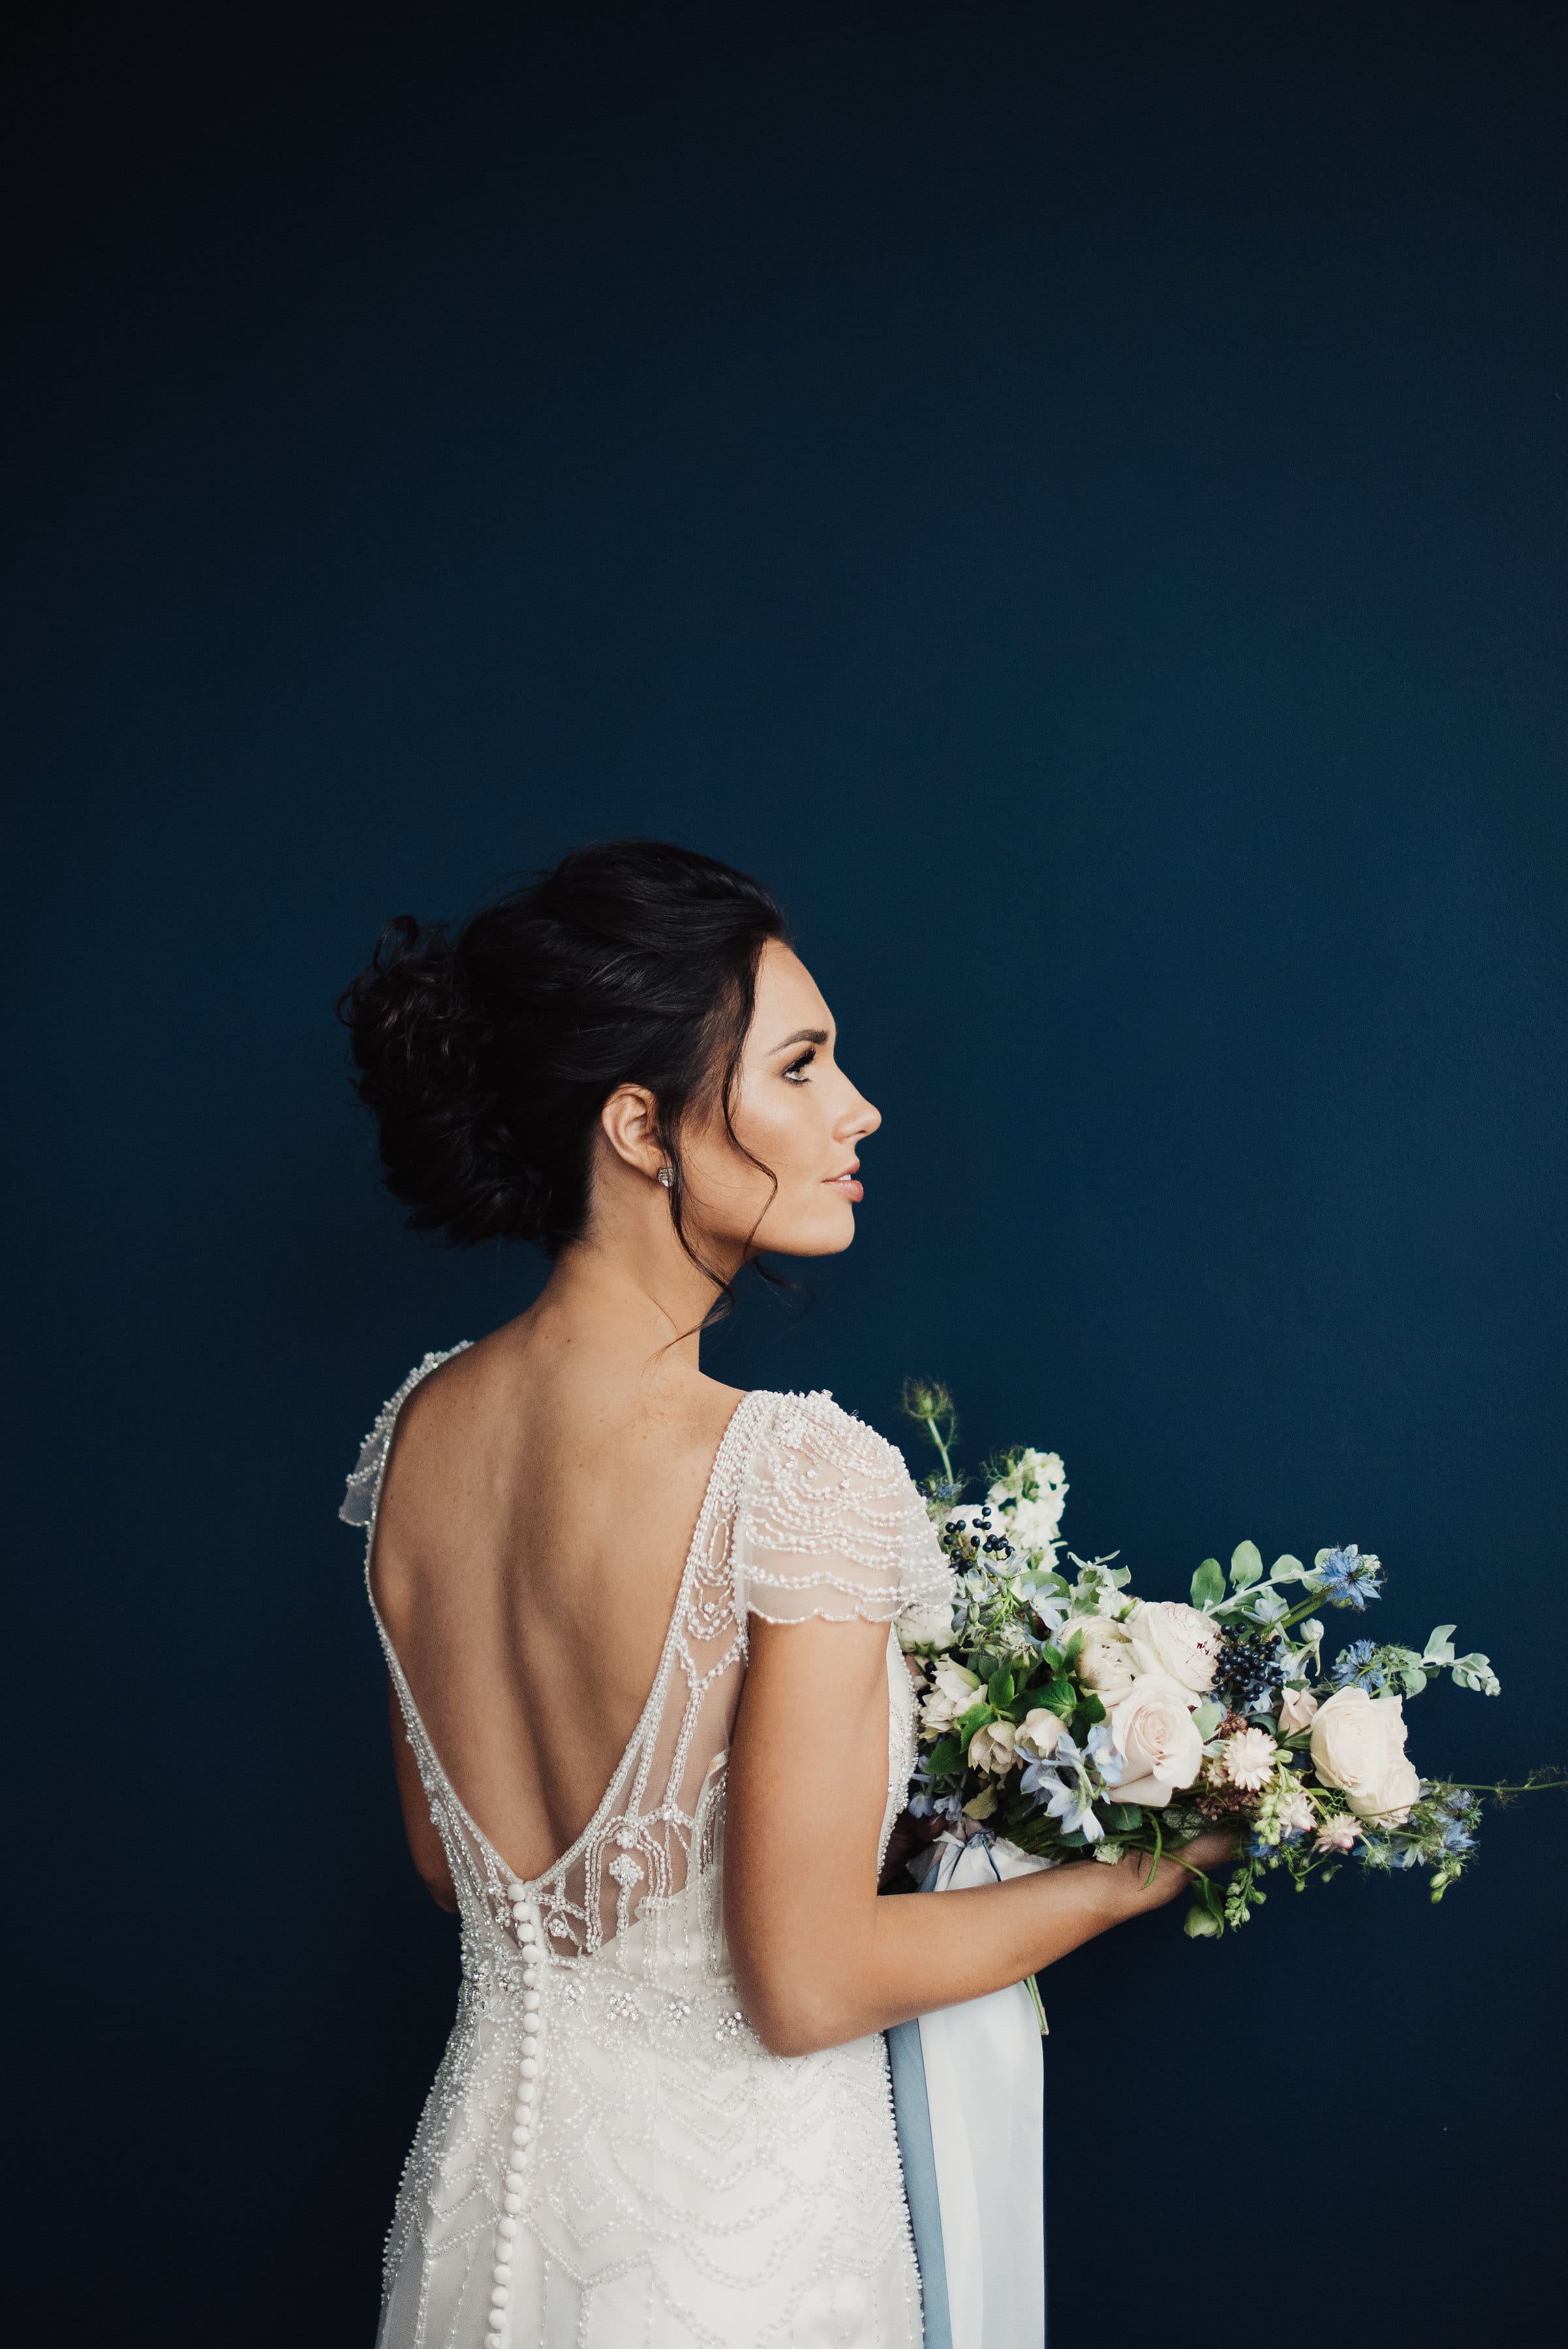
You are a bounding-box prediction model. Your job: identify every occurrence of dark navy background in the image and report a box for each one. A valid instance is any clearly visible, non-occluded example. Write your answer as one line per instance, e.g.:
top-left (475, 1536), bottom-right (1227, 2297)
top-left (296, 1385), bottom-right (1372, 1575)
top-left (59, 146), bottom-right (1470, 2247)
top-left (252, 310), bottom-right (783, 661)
top-left (8, 7), bottom-right (1566, 2341)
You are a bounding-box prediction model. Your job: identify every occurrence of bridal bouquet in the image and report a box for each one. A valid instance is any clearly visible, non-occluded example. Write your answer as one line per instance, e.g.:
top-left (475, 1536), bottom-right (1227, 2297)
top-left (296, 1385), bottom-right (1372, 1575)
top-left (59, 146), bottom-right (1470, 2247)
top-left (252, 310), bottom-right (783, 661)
top-left (896, 1382), bottom-right (1548, 1941)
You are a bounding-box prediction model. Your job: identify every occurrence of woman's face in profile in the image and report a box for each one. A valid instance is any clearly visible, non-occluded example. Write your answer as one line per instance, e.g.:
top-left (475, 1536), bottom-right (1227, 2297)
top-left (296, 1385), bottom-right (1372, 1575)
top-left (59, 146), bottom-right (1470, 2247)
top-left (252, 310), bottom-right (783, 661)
top-left (683, 940), bottom-right (882, 1260)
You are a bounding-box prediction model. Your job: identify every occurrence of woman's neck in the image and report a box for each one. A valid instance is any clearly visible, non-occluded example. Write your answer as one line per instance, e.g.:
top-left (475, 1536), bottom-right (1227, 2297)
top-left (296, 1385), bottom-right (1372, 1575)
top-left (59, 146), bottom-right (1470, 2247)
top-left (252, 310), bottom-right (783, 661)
top-left (534, 1224), bottom-right (735, 1377)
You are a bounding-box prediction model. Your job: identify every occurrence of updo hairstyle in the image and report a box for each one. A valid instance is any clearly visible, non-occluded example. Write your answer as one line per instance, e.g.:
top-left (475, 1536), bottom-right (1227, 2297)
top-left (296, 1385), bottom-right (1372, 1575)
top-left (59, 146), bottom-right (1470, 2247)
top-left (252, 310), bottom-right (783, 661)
top-left (339, 840), bottom-right (788, 1270)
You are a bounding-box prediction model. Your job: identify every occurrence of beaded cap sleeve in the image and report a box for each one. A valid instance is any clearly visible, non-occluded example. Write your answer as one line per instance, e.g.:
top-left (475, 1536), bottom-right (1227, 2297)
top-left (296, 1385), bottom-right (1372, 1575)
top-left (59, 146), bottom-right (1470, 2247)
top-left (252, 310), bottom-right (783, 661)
top-left (733, 1389), bottom-right (954, 1626)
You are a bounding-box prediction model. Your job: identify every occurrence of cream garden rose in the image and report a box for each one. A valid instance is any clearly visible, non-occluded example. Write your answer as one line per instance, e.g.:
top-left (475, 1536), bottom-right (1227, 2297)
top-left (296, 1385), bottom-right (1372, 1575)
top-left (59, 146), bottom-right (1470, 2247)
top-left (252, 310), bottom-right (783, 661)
top-left (1015, 1708), bottom-right (1064, 1761)
top-left (1126, 1600), bottom-right (1222, 1695)
top-left (1072, 1617), bottom-right (1139, 1703)
top-left (897, 1589), bottom-right (960, 1653)
top-left (1309, 1687), bottom-right (1421, 1824)
top-left (1107, 1671), bottom-right (1205, 1805)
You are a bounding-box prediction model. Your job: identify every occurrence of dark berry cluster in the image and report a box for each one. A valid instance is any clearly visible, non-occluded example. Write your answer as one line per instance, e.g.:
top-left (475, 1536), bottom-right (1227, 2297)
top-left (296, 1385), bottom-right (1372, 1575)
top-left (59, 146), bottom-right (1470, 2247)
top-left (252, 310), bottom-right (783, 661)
top-left (1214, 1629), bottom-right (1287, 1713)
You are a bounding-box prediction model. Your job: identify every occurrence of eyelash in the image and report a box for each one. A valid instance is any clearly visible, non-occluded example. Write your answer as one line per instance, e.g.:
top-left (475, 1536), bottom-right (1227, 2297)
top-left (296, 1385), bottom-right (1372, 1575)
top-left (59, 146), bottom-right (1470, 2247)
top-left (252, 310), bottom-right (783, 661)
top-left (782, 1049), bottom-right (817, 1084)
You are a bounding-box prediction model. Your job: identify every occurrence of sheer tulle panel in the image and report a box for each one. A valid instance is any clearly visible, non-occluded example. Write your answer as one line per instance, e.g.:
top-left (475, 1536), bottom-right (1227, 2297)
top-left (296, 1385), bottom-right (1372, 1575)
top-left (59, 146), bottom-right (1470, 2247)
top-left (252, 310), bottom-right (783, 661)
top-left (347, 1362), bottom-right (767, 1969)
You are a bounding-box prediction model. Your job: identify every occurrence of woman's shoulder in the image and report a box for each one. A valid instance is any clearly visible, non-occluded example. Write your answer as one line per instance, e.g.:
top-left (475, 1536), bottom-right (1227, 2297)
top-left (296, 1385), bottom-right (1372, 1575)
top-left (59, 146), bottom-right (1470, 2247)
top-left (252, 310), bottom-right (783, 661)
top-left (731, 1390), bottom-right (951, 1620)
top-left (745, 1389), bottom-right (917, 1492)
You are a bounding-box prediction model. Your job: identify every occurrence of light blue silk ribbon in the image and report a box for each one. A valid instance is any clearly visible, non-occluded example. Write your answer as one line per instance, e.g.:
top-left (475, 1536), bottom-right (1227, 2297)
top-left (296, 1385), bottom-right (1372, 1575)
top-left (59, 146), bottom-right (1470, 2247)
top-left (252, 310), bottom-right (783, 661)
top-left (887, 1832), bottom-right (1049, 2348)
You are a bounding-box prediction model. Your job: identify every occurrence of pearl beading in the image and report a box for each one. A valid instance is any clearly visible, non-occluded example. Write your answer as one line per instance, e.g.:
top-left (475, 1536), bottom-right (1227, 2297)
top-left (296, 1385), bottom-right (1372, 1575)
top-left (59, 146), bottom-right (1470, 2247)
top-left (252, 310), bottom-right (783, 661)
top-left (485, 1894), bottom-right (542, 2349)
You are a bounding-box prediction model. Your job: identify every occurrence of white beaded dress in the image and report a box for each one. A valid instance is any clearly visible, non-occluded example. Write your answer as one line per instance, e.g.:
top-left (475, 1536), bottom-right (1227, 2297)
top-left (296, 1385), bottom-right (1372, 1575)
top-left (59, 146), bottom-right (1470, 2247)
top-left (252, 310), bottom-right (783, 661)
top-left (342, 1351), bottom-right (957, 2349)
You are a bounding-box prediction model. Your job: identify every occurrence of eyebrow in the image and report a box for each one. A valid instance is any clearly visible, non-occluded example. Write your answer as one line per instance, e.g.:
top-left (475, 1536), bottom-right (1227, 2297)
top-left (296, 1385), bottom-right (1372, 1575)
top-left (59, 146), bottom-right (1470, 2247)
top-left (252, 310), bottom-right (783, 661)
top-left (769, 1027), bottom-right (831, 1052)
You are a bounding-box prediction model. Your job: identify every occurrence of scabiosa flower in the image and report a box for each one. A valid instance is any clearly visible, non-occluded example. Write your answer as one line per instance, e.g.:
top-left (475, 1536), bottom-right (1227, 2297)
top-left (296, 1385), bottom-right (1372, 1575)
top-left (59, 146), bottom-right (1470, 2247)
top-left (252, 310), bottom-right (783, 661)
top-left (1221, 1727), bottom-right (1280, 1791)
top-left (1314, 1544), bottom-right (1383, 1610)
top-left (1315, 1815), bottom-right (1360, 1854)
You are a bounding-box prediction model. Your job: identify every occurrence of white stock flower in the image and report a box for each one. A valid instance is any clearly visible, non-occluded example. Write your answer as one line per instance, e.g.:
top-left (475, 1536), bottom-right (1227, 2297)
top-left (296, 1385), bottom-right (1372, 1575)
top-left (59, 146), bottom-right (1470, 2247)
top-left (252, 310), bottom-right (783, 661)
top-left (988, 1449), bottom-right (1069, 1559)
top-left (1126, 1601), bottom-right (1222, 1695)
top-left (970, 1720), bottom-right (1019, 1775)
top-left (1107, 1672), bottom-right (1205, 1807)
top-left (1309, 1687), bottom-right (1421, 1824)
top-left (1071, 1616), bottom-right (1139, 1703)
top-left (919, 1661), bottom-right (981, 1736)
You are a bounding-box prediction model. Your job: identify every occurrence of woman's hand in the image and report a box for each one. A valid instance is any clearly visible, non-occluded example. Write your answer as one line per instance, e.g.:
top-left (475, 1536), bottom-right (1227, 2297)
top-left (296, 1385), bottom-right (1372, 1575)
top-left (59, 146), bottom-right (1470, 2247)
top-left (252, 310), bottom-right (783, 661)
top-left (1095, 1827), bottom-right (1238, 1917)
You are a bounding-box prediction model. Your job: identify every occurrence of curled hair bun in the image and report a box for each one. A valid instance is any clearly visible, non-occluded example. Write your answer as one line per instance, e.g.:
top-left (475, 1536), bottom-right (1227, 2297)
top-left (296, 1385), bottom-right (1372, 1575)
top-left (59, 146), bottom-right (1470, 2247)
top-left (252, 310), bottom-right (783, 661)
top-left (340, 840), bottom-right (786, 1255)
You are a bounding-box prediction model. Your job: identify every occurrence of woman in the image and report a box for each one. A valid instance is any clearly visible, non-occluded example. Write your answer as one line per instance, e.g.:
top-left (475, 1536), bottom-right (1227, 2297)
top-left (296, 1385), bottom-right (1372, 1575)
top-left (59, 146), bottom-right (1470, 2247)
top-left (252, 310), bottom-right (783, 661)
top-left (339, 840), bottom-right (1227, 2348)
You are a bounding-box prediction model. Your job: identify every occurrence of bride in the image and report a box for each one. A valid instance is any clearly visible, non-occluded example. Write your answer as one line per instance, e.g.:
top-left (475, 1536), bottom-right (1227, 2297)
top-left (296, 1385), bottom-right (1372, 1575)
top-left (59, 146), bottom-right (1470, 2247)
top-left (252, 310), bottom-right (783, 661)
top-left (339, 840), bottom-right (1227, 2349)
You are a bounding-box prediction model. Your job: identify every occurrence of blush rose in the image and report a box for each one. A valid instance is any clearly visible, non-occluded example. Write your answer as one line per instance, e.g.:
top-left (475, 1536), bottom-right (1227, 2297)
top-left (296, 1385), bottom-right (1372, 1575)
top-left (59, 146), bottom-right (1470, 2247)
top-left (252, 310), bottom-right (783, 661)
top-left (1107, 1671), bottom-right (1205, 1807)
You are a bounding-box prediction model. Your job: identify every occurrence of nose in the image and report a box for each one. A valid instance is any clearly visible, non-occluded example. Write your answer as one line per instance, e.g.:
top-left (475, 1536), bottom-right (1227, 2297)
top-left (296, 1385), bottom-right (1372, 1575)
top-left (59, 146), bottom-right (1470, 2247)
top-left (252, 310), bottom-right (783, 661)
top-left (838, 1085), bottom-right (882, 1143)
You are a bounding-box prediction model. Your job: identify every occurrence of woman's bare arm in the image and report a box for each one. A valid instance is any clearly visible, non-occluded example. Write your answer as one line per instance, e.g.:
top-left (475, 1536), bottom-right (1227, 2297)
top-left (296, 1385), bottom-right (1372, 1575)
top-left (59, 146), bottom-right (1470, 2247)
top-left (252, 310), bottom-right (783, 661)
top-left (726, 1613), bottom-right (1222, 2057)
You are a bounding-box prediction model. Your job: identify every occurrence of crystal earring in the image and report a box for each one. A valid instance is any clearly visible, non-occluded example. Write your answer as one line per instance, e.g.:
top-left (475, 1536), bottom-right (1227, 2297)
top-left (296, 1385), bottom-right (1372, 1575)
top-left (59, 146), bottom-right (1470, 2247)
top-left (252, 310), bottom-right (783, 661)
top-left (656, 1165), bottom-right (673, 1189)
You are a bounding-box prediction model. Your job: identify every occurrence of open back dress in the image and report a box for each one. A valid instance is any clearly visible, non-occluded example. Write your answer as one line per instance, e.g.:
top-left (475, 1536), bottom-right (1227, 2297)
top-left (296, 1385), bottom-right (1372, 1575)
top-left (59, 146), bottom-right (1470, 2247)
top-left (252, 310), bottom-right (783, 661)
top-left (342, 1349), bottom-right (955, 2349)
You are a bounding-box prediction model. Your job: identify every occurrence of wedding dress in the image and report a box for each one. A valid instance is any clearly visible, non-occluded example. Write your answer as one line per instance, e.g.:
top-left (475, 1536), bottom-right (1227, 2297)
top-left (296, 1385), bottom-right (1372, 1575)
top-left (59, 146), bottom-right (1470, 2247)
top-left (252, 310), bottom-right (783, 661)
top-left (342, 1349), bottom-right (956, 2349)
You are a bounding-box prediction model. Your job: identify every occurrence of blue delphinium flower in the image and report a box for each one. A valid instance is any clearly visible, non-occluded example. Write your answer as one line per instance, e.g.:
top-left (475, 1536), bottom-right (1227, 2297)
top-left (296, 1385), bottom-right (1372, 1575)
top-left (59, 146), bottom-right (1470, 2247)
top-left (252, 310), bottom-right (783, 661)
top-left (1330, 1638), bottom-right (1387, 1690)
top-left (1315, 1544), bottom-right (1383, 1610)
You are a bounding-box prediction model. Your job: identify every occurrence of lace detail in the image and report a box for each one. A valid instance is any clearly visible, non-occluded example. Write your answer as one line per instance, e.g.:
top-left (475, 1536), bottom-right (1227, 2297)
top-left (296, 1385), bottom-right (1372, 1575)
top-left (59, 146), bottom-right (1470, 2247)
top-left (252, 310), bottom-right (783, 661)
top-left (346, 1362), bottom-right (926, 2349)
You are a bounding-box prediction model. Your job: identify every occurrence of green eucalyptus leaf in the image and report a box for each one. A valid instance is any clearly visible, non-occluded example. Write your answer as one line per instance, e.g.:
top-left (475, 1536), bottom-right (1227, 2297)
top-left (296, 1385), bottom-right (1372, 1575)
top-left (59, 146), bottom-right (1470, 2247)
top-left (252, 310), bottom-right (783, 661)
top-left (1191, 1558), bottom-right (1226, 1608)
top-left (1399, 1666), bottom-right (1428, 1697)
top-left (1422, 1625), bottom-right (1458, 1665)
top-left (1191, 1702), bottom-right (1226, 1739)
top-left (1229, 1541), bottom-right (1263, 1589)
top-left (1271, 1554), bottom-right (1305, 1582)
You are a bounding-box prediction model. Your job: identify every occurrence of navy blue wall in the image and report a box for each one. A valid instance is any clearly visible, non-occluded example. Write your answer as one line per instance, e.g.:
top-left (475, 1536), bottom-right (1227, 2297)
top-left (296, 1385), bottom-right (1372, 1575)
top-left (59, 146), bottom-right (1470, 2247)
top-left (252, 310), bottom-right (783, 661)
top-left (9, 7), bottom-right (1565, 2341)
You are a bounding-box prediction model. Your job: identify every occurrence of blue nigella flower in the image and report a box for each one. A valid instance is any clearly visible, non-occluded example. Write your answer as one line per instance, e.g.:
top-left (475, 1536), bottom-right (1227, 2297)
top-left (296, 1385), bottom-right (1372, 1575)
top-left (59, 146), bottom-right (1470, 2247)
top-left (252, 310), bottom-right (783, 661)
top-left (1315, 1545), bottom-right (1383, 1611)
top-left (1330, 1638), bottom-right (1386, 1690)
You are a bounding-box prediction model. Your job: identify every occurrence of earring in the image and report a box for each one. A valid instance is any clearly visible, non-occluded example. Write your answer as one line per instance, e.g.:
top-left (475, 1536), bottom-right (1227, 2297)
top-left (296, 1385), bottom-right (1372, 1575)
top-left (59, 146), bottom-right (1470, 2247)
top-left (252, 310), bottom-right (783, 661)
top-left (656, 1165), bottom-right (673, 1189)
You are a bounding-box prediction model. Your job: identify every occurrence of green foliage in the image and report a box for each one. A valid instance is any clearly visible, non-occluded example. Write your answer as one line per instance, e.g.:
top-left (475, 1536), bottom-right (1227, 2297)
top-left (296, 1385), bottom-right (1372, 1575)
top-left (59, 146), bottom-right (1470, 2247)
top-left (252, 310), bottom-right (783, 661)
top-left (1229, 1540), bottom-right (1263, 1589)
top-left (1191, 1557), bottom-right (1225, 1608)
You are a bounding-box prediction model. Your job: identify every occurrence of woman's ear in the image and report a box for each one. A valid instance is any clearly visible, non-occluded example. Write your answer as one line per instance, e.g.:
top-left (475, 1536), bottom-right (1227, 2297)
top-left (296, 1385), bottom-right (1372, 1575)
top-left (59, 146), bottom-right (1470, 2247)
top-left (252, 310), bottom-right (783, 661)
top-left (600, 1083), bottom-right (666, 1180)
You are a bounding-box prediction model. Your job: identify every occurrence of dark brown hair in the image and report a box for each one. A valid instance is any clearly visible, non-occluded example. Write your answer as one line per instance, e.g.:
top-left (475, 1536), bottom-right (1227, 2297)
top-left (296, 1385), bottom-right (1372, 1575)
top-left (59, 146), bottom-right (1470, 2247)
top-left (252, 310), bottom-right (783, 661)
top-left (339, 840), bottom-right (787, 1285)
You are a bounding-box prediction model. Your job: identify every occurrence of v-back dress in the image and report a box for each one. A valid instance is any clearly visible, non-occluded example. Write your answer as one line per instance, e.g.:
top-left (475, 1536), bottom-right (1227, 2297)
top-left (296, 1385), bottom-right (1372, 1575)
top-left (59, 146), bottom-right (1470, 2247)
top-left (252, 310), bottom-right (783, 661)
top-left (342, 1351), bottom-right (956, 2349)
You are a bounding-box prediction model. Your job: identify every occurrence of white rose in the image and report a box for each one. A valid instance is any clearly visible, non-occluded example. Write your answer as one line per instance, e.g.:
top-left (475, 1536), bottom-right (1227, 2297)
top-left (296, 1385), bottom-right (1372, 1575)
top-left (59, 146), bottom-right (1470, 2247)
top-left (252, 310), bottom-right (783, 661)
top-left (1071, 1617), bottom-right (1139, 1702)
top-left (1309, 1688), bottom-right (1421, 1824)
top-left (1125, 1601), bottom-right (1222, 1695)
top-left (1277, 1687), bottom-right (1319, 1736)
top-left (1107, 1671), bottom-right (1205, 1807)
top-left (919, 1661), bottom-right (981, 1736)
top-left (1016, 1708), bottom-right (1064, 1760)
top-left (970, 1720), bottom-right (1018, 1775)
top-left (897, 1588), bottom-right (960, 1653)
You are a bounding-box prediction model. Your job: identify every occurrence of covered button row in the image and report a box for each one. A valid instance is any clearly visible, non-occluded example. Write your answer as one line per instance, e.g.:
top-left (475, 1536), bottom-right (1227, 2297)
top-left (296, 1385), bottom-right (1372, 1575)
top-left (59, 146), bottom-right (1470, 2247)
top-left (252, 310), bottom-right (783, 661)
top-left (485, 1894), bottom-right (542, 2348)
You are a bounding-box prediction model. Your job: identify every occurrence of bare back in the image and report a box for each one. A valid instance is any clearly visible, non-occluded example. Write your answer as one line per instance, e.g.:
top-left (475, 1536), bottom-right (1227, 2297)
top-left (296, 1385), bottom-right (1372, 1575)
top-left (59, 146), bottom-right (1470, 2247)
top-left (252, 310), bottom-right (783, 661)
top-left (369, 1314), bottom-right (746, 1885)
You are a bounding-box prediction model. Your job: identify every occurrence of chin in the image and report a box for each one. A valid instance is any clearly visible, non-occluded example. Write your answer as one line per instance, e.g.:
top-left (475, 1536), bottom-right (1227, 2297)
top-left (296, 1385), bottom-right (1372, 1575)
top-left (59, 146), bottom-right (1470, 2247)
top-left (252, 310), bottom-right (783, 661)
top-left (751, 1205), bottom-right (858, 1260)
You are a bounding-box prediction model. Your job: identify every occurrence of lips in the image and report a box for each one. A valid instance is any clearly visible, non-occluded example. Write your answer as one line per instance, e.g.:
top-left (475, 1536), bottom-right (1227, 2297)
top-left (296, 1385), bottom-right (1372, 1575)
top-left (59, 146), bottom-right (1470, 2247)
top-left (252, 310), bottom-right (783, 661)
top-left (825, 1160), bottom-right (863, 1202)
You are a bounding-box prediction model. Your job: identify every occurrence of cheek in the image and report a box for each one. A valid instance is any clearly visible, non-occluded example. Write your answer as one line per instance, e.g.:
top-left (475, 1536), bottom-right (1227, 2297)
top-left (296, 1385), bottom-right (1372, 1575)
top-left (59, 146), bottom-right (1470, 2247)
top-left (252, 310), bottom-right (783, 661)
top-left (732, 1090), bottom-right (825, 1181)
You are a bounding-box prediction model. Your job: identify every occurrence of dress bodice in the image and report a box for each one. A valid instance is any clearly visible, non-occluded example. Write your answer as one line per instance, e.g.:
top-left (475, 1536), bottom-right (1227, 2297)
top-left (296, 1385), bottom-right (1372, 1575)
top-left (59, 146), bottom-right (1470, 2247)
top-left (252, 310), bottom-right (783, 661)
top-left (343, 1351), bottom-right (953, 2349)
